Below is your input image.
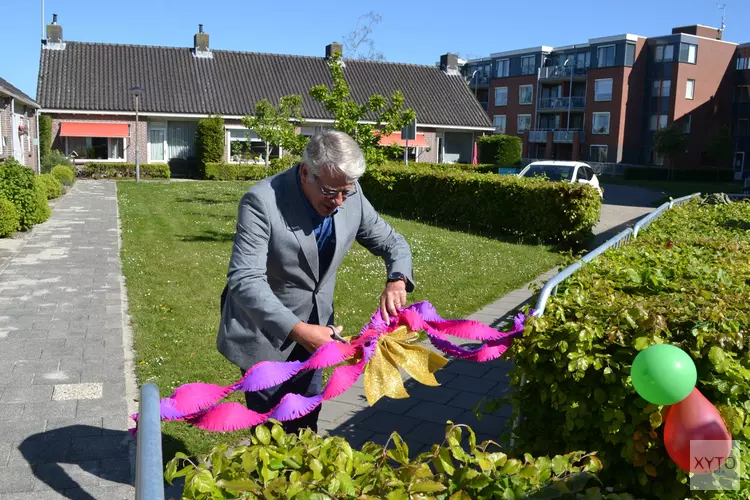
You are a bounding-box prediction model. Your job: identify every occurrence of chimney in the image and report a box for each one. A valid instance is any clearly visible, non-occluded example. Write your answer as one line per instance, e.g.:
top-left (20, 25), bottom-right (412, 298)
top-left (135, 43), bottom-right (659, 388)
top-left (193, 24), bottom-right (211, 58)
top-left (440, 53), bottom-right (460, 75)
top-left (46, 13), bottom-right (63, 45)
top-left (325, 42), bottom-right (343, 59)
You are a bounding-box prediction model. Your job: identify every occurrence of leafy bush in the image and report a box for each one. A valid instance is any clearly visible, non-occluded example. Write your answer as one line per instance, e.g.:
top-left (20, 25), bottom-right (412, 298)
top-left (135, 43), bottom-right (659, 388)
top-left (361, 165), bottom-right (601, 245)
top-left (203, 162), bottom-right (284, 181)
top-left (0, 159), bottom-right (49, 230)
top-left (39, 115), bottom-right (52, 166)
top-left (500, 200), bottom-right (750, 498)
top-left (79, 163), bottom-right (170, 179)
top-left (41, 149), bottom-right (71, 175)
top-left (37, 173), bottom-right (62, 199)
top-left (382, 161), bottom-right (498, 174)
top-left (52, 165), bottom-right (76, 186)
top-left (477, 135), bottom-right (522, 166)
top-left (196, 115), bottom-right (225, 169)
top-left (623, 166), bottom-right (734, 182)
top-left (269, 155), bottom-right (300, 172)
top-left (0, 195), bottom-right (19, 237)
top-left (166, 420), bottom-right (625, 500)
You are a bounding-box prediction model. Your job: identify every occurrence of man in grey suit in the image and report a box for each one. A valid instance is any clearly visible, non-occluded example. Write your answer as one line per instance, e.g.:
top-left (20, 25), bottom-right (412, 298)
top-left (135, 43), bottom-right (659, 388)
top-left (217, 130), bottom-right (414, 433)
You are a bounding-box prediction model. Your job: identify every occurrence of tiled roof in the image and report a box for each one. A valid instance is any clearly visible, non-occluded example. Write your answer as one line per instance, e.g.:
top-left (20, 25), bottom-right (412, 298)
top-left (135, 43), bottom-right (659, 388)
top-left (37, 42), bottom-right (492, 129)
top-left (0, 76), bottom-right (39, 107)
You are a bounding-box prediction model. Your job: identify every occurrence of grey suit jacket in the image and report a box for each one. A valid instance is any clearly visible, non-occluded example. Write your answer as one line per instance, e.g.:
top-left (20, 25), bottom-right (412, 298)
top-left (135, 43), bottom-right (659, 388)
top-left (217, 165), bottom-right (414, 371)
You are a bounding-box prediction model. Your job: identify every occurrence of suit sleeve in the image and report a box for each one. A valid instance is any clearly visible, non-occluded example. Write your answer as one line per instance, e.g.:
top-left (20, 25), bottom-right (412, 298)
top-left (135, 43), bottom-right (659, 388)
top-left (355, 188), bottom-right (415, 293)
top-left (226, 190), bottom-right (300, 348)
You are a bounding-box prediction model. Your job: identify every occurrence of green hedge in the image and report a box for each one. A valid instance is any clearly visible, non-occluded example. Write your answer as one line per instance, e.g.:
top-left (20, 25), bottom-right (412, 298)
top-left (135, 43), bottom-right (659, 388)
top-left (79, 163), bottom-right (171, 179)
top-left (0, 159), bottom-right (50, 230)
top-left (203, 162), bottom-right (284, 181)
top-left (0, 195), bottom-right (19, 237)
top-left (361, 165), bottom-right (601, 244)
top-left (382, 161), bottom-right (498, 174)
top-left (502, 200), bottom-right (750, 498)
top-left (52, 164), bottom-right (75, 186)
top-left (477, 134), bottom-right (522, 166)
top-left (37, 173), bottom-right (62, 200)
top-left (623, 166), bottom-right (734, 182)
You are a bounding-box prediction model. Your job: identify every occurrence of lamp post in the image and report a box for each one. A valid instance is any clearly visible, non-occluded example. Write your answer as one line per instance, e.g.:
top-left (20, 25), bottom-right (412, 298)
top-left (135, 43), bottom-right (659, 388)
top-left (129, 86), bottom-right (145, 182)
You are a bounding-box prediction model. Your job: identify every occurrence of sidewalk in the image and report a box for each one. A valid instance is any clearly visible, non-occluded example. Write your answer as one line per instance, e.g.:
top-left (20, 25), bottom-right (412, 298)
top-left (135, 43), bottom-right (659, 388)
top-left (0, 181), bottom-right (135, 499)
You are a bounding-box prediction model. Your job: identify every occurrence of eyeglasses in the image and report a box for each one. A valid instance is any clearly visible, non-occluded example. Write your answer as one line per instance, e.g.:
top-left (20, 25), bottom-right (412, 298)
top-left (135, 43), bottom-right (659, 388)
top-left (311, 173), bottom-right (357, 200)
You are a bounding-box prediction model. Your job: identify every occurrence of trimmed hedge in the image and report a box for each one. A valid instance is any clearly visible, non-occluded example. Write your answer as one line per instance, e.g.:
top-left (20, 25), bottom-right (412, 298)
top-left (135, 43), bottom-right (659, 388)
top-left (623, 166), bottom-right (734, 182)
top-left (203, 162), bottom-right (284, 181)
top-left (0, 159), bottom-right (50, 230)
top-left (79, 163), bottom-right (171, 179)
top-left (0, 195), bottom-right (19, 237)
top-left (52, 164), bottom-right (75, 186)
top-left (383, 161), bottom-right (498, 174)
top-left (477, 134), bottom-right (522, 166)
top-left (361, 165), bottom-right (601, 244)
top-left (37, 173), bottom-right (63, 199)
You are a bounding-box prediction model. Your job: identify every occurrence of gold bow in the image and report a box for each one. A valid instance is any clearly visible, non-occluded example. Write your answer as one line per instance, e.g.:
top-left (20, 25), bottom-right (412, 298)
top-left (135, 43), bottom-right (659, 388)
top-left (361, 326), bottom-right (449, 406)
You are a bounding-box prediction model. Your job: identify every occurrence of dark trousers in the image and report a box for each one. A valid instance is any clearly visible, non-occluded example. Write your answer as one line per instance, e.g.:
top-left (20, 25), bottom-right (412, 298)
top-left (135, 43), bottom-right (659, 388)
top-left (240, 342), bottom-right (323, 435)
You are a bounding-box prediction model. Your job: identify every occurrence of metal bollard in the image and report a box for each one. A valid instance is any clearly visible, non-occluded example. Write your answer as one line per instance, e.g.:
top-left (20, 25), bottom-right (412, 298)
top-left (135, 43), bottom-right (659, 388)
top-left (135, 383), bottom-right (165, 500)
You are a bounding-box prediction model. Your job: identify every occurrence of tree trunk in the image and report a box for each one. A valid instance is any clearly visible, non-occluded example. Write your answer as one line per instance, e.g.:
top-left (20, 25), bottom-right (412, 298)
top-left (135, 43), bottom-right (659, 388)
top-left (265, 142), bottom-right (270, 168)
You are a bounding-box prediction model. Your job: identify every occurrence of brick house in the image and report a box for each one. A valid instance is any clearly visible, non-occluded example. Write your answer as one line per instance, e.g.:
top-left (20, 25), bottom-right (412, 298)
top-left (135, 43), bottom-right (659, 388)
top-left (733, 44), bottom-right (750, 180)
top-left (36, 16), bottom-right (492, 175)
top-left (0, 77), bottom-right (40, 172)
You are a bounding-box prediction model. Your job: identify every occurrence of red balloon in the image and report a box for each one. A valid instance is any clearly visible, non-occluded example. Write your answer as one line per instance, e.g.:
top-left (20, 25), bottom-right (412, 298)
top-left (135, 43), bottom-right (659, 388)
top-left (664, 387), bottom-right (732, 474)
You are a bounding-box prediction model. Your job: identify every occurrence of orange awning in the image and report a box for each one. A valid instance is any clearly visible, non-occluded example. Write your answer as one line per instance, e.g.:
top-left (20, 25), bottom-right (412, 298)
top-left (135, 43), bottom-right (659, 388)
top-left (60, 122), bottom-right (129, 138)
top-left (375, 131), bottom-right (428, 148)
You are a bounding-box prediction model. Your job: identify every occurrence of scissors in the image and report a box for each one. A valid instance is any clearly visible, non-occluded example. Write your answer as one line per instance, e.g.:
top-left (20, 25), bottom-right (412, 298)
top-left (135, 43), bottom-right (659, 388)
top-left (327, 325), bottom-right (349, 344)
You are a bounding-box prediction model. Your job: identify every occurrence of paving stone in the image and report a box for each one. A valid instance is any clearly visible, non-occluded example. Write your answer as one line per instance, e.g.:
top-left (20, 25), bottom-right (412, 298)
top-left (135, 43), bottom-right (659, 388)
top-left (443, 360), bottom-right (493, 378)
top-left (402, 421), bottom-right (447, 448)
top-left (33, 370), bottom-right (82, 385)
top-left (446, 391), bottom-right (493, 411)
top-left (0, 402), bottom-right (24, 422)
top-left (12, 360), bottom-right (61, 374)
top-left (33, 461), bottom-right (101, 490)
top-left (0, 464), bottom-right (38, 493)
top-left (1, 385), bottom-right (53, 403)
top-left (405, 401), bottom-right (464, 425)
top-left (358, 411), bottom-right (421, 436)
top-left (318, 400), bottom-right (365, 424)
top-left (69, 435), bottom-right (130, 461)
top-left (445, 375), bottom-right (498, 396)
top-left (457, 410), bottom-right (509, 441)
top-left (23, 400), bottom-right (78, 421)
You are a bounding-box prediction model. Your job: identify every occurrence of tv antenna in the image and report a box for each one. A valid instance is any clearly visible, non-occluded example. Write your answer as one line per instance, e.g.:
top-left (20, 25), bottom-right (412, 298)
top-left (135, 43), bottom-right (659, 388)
top-left (717, 3), bottom-right (726, 35)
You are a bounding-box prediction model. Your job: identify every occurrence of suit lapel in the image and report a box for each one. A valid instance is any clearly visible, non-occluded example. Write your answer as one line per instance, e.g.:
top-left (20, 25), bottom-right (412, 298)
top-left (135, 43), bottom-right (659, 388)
top-left (281, 167), bottom-right (319, 282)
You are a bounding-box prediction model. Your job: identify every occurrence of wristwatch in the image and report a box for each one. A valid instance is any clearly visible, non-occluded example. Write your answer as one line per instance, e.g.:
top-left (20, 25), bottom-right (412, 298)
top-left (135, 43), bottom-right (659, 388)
top-left (387, 272), bottom-right (407, 284)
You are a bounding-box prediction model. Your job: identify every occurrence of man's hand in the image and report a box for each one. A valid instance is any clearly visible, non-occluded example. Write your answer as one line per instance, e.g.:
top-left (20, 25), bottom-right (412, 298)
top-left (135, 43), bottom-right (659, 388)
top-left (380, 279), bottom-right (407, 323)
top-left (289, 322), bottom-right (340, 353)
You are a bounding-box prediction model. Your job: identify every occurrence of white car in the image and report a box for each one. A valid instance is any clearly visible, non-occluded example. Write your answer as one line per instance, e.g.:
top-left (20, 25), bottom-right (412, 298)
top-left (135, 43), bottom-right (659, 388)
top-left (517, 161), bottom-right (604, 198)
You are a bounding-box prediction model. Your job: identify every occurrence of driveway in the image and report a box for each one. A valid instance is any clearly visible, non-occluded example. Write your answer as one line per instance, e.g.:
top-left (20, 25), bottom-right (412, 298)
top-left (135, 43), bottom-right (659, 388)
top-left (592, 184), bottom-right (665, 243)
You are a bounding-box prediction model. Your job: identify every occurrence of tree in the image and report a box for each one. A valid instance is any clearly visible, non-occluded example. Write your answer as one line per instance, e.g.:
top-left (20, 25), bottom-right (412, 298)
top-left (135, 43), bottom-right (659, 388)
top-left (196, 115), bottom-right (225, 168)
top-left (38, 114), bottom-right (52, 167)
top-left (653, 124), bottom-right (687, 180)
top-left (342, 12), bottom-right (385, 61)
top-left (310, 52), bottom-right (416, 166)
top-left (706, 125), bottom-right (733, 169)
top-left (242, 95), bottom-right (307, 168)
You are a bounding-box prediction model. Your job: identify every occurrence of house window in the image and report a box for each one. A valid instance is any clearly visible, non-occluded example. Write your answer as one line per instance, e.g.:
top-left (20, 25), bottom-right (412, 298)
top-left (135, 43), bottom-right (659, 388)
top-left (520, 55), bottom-right (536, 75)
top-left (651, 150), bottom-right (664, 165)
top-left (517, 114), bottom-right (531, 133)
top-left (496, 59), bottom-right (510, 78)
top-left (650, 114), bottom-right (669, 130)
top-left (685, 79), bottom-right (695, 100)
top-left (590, 145), bottom-right (608, 162)
top-left (653, 80), bottom-right (671, 97)
top-left (683, 115), bottom-right (691, 133)
top-left (167, 122), bottom-right (197, 160)
top-left (227, 128), bottom-right (279, 163)
top-left (655, 45), bottom-right (674, 62)
top-left (679, 43), bottom-right (697, 64)
top-left (65, 137), bottom-right (125, 160)
top-left (597, 45), bottom-right (616, 68)
top-left (519, 85), bottom-right (533, 105)
top-left (625, 43), bottom-right (636, 66)
top-left (148, 123), bottom-right (167, 162)
top-left (737, 57), bottom-right (749, 70)
top-left (592, 112), bottom-right (610, 134)
top-left (493, 115), bottom-right (507, 133)
top-left (494, 86), bottom-right (508, 106)
top-left (594, 78), bottom-right (613, 101)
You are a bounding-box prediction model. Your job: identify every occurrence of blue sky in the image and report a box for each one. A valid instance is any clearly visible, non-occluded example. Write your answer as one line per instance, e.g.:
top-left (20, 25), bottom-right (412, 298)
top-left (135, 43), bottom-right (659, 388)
top-left (5, 0), bottom-right (748, 99)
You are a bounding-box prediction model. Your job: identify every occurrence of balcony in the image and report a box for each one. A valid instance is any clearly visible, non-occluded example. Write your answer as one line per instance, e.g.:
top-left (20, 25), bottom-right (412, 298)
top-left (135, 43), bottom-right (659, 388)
top-left (528, 130), bottom-right (549, 143)
top-left (468, 74), bottom-right (490, 86)
top-left (527, 129), bottom-right (586, 144)
top-left (539, 65), bottom-right (588, 81)
top-left (538, 96), bottom-right (586, 112)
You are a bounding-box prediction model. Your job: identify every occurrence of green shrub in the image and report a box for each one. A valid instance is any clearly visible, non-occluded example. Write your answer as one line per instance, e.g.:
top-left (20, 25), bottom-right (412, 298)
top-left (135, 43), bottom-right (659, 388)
top-left (0, 195), bottom-right (19, 237)
top-left (39, 115), bottom-right (52, 167)
top-left (0, 159), bottom-right (49, 230)
top-left (623, 166), bottom-right (734, 182)
top-left (382, 161), bottom-right (498, 174)
top-left (41, 149), bottom-right (71, 175)
top-left (269, 155), bottom-right (300, 172)
top-left (196, 115), bottom-right (225, 169)
top-left (79, 163), bottom-right (170, 179)
top-left (52, 164), bottom-right (76, 186)
top-left (477, 135), bottom-right (522, 166)
top-left (361, 165), bottom-right (601, 245)
top-left (166, 420), bottom-right (624, 500)
top-left (500, 201), bottom-right (750, 498)
top-left (37, 173), bottom-right (62, 199)
top-left (203, 162), bottom-right (283, 181)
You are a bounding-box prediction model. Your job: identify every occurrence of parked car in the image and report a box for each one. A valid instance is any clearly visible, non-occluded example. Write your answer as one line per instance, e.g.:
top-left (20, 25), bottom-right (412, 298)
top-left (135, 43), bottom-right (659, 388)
top-left (517, 161), bottom-right (604, 198)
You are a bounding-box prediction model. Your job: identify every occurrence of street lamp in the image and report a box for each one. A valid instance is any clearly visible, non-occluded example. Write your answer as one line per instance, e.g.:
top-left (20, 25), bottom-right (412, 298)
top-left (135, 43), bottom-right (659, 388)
top-left (470, 69), bottom-right (479, 100)
top-left (129, 86), bottom-right (145, 182)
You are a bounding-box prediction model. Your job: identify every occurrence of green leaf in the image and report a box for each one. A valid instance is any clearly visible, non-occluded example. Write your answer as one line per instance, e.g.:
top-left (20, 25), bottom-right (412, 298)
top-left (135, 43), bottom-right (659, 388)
top-left (217, 478), bottom-right (259, 494)
top-left (410, 480), bottom-right (447, 493)
top-left (255, 425), bottom-right (271, 445)
top-left (634, 337), bottom-right (650, 351)
top-left (649, 411), bottom-right (663, 429)
top-left (551, 455), bottom-right (569, 475)
top-left (433, 447), bottom-right (455, 475)
top-left (449, 491), bottom-right (473, 500)
top-left (593, 389), bottom-right (607, 404)
top-left (191, 469), bottom-right (216, 493)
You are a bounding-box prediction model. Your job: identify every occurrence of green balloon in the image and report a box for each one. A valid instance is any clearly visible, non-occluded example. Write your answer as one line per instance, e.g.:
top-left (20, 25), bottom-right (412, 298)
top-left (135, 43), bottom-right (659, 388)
top-left (631, 344), bottom-right (697, 405)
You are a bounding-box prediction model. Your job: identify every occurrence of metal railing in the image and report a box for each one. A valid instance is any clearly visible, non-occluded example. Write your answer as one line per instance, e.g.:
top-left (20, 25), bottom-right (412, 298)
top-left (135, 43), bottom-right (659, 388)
top-left (528, 130), bottom-right (549, 143)
top-left (538, 96), bottom-right (586, 110)
top-left (135, 383), bottom-right (165, 500)
top-left (539, 65), bottom-right (588, 80)
top-left (632, 193), bottom-right (702, 238)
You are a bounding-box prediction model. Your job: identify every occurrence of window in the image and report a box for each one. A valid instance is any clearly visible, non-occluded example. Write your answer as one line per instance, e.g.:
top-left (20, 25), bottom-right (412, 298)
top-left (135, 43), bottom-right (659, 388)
top-left (167, 121), bottom-right (197, 160)
top-left (738, 119), bottom-right (750, 137)
top-left (594, 78), bottom-right (613, 101)
top-left (493, 115), bottom-right (507, 133)
top-left (576, 166), bottom-right (591, 180)
top-left (148, 123), bottom-right (167, 162)
top-left (625, 43), bottom-right (636, 66)
top-left (65, 136), bottom-right (125, 160)
top-left (592, 112), bottom-right (610, 134)
top-left (737, 57), bottom-right (749, 70)
top-left (679, 43), bottom-right (697, 64)
top-left (576, 51), bottom-right (591, 68)
top-left (685, 79), bottom-right (695, 100)
top-left (655, 45), bottom-right (674, 62)
top-left (228, 128), bottom-right (279, 163)
top-left (496, 59), bottom-right (510, 78)
top-left (517, 114), bottom-right (531, 133)
top-left (590, 145), bottom-right (608, 162)
top-left (653, 79), bottom-right (671, 97)
top-left (649, 114), bottom-right (668, 130)
top-left (597, 45), bottom-right (616, 68)
top-left (520, 55), bottom-right (536, 75)
top-left (494, 86), bottom-right (508, 106)
top-left (0, 117), bottom-right (2, 154)
top-left (519, 85), bottom-right (533, 105)
top-left (683, 115), bottom-right (691, 133)
top-left (651, 150), bottom-right (665, 166)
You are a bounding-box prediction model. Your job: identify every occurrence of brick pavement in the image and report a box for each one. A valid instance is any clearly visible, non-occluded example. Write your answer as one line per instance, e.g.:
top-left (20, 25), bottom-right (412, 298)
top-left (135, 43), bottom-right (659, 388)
top-left (0, 181), bottom-right (135, 499)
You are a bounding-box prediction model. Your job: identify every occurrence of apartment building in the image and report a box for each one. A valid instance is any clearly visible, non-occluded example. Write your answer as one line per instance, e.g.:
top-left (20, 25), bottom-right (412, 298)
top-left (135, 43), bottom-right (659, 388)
top-left (461, 24), bottom-right (742, 170)
top-left (734, 44), bottom-right (750, 180)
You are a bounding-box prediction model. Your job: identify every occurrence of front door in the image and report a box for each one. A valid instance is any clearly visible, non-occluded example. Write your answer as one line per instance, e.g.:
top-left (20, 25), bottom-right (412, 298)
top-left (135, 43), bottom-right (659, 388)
top-left (734, 152), bottom-right (745, 181)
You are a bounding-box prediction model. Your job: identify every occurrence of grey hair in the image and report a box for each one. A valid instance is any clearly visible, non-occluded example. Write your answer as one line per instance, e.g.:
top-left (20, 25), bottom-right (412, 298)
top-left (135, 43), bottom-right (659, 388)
top-left (302, 130), bottom-right (366, 183)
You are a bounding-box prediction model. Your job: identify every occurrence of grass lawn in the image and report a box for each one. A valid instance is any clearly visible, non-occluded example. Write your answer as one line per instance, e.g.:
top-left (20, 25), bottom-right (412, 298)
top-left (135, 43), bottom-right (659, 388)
top-left (117, 180), bottom-right (564, 458)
